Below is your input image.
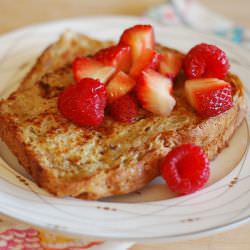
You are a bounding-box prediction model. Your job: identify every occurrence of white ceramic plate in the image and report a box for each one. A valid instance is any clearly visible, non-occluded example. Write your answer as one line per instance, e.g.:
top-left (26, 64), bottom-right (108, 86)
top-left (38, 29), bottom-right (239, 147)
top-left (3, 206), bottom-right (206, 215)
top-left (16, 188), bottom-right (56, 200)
top-left (0, 16), bottom-right (250, 243)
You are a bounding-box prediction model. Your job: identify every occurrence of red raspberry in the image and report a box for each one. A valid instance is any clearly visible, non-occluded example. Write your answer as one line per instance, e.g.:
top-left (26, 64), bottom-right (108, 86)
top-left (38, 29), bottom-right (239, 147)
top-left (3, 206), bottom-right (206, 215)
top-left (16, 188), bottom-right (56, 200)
top-left (160, 144), bottom-right (210, 195)
top-left (183, 43), bottom-right (229, 80)
top-left (109, 95), bottom-right (138, 123)
top-left (58, 78), bottom-right (106, 126)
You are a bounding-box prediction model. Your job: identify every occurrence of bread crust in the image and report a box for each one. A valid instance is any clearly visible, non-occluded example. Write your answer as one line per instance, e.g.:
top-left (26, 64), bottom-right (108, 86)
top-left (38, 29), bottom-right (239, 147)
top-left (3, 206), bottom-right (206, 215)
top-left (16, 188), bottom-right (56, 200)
top-left (0, 33), bottom-right (247, 200)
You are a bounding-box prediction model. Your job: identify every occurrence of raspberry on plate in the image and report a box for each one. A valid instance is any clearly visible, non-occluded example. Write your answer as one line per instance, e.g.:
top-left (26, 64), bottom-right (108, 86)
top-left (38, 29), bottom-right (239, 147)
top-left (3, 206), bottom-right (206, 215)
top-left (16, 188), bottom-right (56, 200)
top-left (109, 94), bottom-right (138, 123)
top-left (183, 43), bottom-right (229, 80)
top-left (160, 144), bottom-right (210, 195)
top-left (58, 78), bottom-right (106, 126)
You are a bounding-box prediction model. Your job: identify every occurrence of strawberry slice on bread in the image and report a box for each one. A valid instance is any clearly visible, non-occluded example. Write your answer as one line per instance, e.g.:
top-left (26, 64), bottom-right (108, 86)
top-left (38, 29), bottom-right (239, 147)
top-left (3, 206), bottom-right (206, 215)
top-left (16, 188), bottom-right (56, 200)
top-left (185, 78), bottom-right (233, 117)
top-left (94, 45), bottom-right (131, 72)
top-left (158, 51), bottom-right (184, 79)
top-left (73, 57), bottom-right (116, 83)
top-left (106, 71), bottom-right (136, 103)
top-left (136, 69), bottom-right (176, 116)
top-left (119, 24), bottom-right (155, 63)
top-left (130, 48), bottom-right (160, 79)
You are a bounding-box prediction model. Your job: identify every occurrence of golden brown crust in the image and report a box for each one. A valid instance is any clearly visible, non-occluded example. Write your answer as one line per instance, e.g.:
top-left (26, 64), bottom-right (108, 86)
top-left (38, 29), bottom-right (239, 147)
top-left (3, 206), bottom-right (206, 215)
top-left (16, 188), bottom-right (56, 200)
top-left (0, 33), bottom-right (247, 200)
top-left (0, 114), bottom-right (54, 187)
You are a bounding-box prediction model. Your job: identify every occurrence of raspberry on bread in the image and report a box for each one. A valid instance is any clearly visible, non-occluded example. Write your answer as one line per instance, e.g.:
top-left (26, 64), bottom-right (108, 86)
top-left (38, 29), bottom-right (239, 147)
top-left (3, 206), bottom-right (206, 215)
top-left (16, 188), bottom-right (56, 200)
top-left (58, 78), bottom-right (106, 126)
top-left (109, 94), bottom-right (138, 123)
top-left (184, 43), bottom-right (229, 80)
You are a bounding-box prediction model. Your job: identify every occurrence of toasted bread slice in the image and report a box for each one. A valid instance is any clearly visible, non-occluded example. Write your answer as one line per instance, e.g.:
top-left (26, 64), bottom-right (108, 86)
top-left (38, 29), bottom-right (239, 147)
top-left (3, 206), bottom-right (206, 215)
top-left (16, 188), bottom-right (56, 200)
top-left (18, 30), bottom-right (112, 91)
top-left (0, 33), bottom-right (247, 200)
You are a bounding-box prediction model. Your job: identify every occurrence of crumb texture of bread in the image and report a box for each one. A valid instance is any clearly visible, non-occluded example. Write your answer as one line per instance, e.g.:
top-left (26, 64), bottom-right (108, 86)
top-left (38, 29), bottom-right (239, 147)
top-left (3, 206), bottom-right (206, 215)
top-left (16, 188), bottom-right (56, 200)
top-left (0, 33), bottom-right (247, 200)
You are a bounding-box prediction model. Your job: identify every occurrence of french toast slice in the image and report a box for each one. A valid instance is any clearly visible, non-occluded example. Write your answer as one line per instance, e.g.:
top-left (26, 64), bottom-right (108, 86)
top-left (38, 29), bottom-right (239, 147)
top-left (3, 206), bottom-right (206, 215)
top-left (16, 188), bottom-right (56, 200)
top-left (0, 32), bottom-right (247, 200)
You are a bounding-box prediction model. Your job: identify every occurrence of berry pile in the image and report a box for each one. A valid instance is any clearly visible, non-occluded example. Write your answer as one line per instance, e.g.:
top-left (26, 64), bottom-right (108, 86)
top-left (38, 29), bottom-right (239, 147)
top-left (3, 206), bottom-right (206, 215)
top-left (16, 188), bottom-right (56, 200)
top-left (58, 24), bottom-right (180, 126)
top-left (184, 43), bottom-right (232, 117)
top-left (57, 24), bottom-right (235, 195)
top-left (58, 25), bottom-right (233, 126)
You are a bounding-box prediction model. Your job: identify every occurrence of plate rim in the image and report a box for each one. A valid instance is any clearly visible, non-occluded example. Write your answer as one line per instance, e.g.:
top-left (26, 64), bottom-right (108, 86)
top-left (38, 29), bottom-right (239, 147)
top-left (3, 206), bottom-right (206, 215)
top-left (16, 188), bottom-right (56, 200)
top-left (0, 15), bottom-right (250, 242)
top-left (1, 210), bottom-right (249, 243)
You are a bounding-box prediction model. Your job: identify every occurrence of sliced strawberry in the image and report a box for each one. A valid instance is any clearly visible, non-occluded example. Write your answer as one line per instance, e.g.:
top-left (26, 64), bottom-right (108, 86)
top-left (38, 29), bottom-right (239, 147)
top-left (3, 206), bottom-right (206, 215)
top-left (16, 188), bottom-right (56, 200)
top-left (185, 78), bottom-right (233, 117)
top-left (119, 24), bottom-right (155, 63)
top-left (130, 48), bottom-right (160, 79)
top-left (158, 51), bottom-right (184, 79)
top-left (106, 71), bottom-right (136, 103)
top-left (94, 45), bottom-right (131, 72)
top-left (136, 69), bottom-right (176, 116)
top-left (72, 57), bottom-right (116, 83)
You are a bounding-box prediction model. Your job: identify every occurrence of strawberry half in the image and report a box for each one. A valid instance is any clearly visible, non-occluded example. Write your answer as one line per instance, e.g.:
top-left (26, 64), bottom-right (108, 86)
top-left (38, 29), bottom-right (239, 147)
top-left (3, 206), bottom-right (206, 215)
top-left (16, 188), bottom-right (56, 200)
top-left (185, 78), bottom-right (233, 117)
top-left (106, 71), bottom-right (136, 103)
top-left (158, 51), bottom-right (184, 79)
top-left (94, 45), bottom-right (131, 72)
top-left (72, 57), bottom-right (116, 83)
top-left (136, 69), bottom-right (176, 116)
top-left (119, 24), bottom-right (155, 63)
top-left (130, 48), bottom-right (160, 79)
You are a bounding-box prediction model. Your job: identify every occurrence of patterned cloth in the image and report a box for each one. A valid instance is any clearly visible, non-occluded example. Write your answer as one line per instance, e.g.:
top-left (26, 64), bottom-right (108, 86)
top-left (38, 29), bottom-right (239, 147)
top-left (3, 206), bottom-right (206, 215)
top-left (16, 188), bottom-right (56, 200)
top-left (0, 216), bottom-right (134, 250)
top-left (1, 1), bottom-right (248, 249)
top-left (146, 0), bottom-right (250, 49)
